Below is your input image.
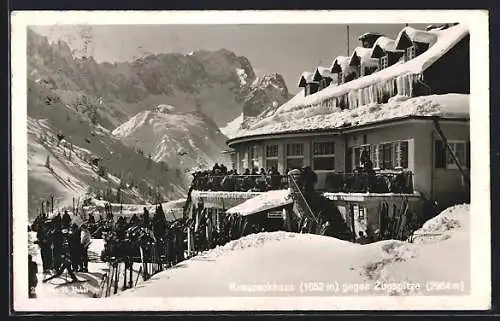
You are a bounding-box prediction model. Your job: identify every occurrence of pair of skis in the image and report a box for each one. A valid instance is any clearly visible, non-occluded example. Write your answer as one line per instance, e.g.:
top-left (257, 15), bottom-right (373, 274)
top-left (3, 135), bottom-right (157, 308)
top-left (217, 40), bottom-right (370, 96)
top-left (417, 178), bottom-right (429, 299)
top-left (97, 260), bottom-right (121, 297)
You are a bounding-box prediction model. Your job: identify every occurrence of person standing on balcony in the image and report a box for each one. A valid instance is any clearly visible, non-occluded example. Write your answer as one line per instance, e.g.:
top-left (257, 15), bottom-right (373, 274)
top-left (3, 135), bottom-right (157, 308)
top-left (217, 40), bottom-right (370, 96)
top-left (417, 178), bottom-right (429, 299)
top-left (360, 150), bottom-right (376, 192)
top-left (301, 166), bottom-right (317, 195)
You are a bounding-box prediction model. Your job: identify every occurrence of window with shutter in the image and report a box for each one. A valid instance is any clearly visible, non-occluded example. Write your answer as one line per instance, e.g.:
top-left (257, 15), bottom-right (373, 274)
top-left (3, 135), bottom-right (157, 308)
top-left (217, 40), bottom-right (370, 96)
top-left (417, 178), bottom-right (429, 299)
top-left (446, 141), bottom-right (467, 169)
top-left (435, 140), bottom-right (446, 168)
top-left (383, 143), bottom-right (393, 169)
top-left (378, 144), bottom-right (384, 169)
top-left (400, 141), bottom-right (409, 168)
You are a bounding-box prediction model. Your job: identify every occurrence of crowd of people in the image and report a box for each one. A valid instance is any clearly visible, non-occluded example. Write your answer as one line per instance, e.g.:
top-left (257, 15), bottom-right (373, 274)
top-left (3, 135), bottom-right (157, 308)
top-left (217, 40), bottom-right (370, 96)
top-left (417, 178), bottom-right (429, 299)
top-left (325, 151), bottom-right (414, 193)
top-left (191, 163), bottom-right (287, 192)
top-left (31, 210), bottom-right (92, 287)
top-left (29, 159), bottom-right (411, 297)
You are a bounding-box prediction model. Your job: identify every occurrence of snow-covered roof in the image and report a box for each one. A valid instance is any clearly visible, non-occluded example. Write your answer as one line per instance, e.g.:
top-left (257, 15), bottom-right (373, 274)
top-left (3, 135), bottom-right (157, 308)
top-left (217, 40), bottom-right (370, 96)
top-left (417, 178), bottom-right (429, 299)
top-left (313, 66), bottom-right (334, 81)
top-left (371, 36), bottom-right (396, 53)
top-left (349, 47), bottom-right (378, 67)
top-left (358, 32), bottom-right (384, 41)
top-left (229, 94), bottom-right (469, 140)
top-left (226, 189), bottom-right (292, 216)
top-left (298, 71), bottom-right (314, 87)
top-left (229, 23), bottom-right (469, 141)
top-left (395, 26), bottom-right (438, 49)
top-left (330, 56), bottom-right (350, 73)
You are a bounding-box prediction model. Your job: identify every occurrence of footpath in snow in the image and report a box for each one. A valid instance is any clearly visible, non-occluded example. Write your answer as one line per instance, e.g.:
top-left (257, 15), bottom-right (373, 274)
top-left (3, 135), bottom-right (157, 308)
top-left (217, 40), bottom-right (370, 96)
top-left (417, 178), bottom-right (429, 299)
top-left (113, 204), bottom-right (470, 298)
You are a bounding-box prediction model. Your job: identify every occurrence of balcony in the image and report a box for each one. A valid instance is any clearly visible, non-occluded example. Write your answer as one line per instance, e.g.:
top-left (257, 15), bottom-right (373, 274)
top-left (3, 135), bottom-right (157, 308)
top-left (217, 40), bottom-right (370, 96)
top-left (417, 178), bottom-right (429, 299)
top-left (191, 174), bottom-right (289, 192)
top-left (323, 171), bottom-right (414, 194)
top-left (191, 171), bottom-right (414, 194)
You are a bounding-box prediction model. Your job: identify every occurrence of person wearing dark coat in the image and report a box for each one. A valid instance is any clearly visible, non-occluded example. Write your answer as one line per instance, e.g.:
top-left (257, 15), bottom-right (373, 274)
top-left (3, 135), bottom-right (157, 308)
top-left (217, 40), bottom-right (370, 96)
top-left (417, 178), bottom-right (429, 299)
top-left (62, 210), bottom-right (71, 228)
top-left (36, 219), bottom-right (53, 272)
top-left (28, 254), bottom-right (38, 298)
top-left (270, 167), bottom-right (282, 190)
top-left (43, 224), bottom-right (80, 283)
top-left (142, 207), bottom-right (150, 229)
top-left (301, 166), bottom-right (317, 194)
top-left (51, 218), bottom-right (63, 271)
top-left (69, 224), bottom-right (82, 271)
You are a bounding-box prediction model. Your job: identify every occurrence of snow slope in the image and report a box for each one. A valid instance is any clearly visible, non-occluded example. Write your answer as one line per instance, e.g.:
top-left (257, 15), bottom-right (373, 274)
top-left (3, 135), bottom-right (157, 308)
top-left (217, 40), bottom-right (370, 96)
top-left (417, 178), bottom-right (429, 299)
top-left (115, 204), bottom-right (470, 298)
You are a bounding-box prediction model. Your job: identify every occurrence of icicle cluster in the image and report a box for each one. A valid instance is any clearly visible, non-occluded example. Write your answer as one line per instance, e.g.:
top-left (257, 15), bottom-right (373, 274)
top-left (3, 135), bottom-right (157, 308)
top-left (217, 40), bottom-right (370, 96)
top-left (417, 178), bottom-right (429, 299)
top-left (302, 73), bottom-right (422, 111)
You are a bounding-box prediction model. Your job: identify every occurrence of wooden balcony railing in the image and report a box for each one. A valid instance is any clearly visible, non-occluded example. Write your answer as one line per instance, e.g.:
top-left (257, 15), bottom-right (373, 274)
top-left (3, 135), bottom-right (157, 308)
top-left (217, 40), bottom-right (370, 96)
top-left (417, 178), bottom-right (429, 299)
top-left (190, 171), bottom-right (414, 194)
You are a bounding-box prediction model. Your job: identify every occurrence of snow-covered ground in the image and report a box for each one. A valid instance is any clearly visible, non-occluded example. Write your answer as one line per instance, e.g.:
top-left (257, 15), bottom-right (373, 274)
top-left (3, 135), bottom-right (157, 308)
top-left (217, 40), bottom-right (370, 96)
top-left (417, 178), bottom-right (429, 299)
top-left (28, 233), bottom-right (148, 299)
top-left (113, 204), bottom-right (470, 298)
top-left (26, 204), bottom-right (470, 299)
top-left (89, 198), bottom-right (186, 220)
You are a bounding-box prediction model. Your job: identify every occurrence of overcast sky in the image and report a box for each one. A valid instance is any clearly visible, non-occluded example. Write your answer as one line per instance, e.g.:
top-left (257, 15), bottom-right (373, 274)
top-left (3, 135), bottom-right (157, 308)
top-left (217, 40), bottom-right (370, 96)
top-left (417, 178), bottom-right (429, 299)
top-left (31, 23), bottom-right (432, 94)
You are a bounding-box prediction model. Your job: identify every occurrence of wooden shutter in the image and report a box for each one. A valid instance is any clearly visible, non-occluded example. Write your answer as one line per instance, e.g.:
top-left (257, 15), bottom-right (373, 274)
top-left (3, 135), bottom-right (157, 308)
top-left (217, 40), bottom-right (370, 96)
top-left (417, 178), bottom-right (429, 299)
top-left (435, 140), bottom-right (446, 168)
top-left (378, 144), bottom-right (384, 169)
top-left (400, 141), bottom-right (409, 168)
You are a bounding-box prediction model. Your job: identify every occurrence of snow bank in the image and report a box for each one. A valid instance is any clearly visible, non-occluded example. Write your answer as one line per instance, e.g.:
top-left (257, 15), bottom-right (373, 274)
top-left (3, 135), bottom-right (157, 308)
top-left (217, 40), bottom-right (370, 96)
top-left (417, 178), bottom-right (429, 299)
top-left (114, 204), bottom-right (469, 298)
top-left (226, 189), bottom-right (291, 216)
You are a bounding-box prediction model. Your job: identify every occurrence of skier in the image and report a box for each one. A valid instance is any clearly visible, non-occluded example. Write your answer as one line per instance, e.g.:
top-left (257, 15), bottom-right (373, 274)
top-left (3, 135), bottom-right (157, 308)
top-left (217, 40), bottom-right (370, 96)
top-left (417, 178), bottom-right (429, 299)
top-left (51, 218), bottom-right (63, 271)
top-left (62, 210), bottom-right (71, 228)
top-left (36, 219), bottom-right (53, 272)
top-left (80, 224), bottom-right (91, 272)
top-left (28, 254), bottom-right (38, 298)
top-left (142, 207), bottom-right (150, 229)
top-left (43, 223), bottom-right (80, 283)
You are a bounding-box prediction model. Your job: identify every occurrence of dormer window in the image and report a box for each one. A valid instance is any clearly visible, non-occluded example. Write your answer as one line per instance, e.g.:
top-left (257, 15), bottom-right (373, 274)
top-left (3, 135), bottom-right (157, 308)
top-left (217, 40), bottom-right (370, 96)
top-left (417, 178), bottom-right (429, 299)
top-left (337, 71), bottom-right (343, 85)
top-left (379, 55), bottom-right (388, 70)
top-left (405, 46), bottom-right (416, 61)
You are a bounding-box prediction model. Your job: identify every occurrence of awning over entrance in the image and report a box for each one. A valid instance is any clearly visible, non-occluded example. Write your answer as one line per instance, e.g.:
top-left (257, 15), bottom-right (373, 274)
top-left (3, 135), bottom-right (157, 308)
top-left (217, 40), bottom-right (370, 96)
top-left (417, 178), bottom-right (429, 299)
top-left (226, 189), bottom-right (292, 217)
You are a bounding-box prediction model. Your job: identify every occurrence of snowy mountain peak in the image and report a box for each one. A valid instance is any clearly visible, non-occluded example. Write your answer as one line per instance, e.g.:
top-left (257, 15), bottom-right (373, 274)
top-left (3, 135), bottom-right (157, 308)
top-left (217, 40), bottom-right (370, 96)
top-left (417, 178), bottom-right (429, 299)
top-left (112, 108), bottom-right (228, 170)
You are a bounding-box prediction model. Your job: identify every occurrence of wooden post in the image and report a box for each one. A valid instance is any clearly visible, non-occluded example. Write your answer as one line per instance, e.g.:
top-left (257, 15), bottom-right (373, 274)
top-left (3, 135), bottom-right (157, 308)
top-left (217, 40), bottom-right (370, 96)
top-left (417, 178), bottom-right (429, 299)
top-left (346, 25), bottom-right (350, 56)
top-left (432, 118), bottom-right (470, 189)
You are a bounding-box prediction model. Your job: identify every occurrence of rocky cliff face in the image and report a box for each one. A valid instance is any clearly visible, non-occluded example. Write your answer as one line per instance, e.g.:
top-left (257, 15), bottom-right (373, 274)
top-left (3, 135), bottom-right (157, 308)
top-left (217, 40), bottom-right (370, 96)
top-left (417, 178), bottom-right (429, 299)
top-left (26, 28), bottom-right (293, 215)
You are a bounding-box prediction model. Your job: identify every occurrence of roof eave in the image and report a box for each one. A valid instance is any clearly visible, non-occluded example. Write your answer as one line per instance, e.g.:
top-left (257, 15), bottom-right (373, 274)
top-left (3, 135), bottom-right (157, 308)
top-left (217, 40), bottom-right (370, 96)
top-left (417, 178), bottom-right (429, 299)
top-left (226, 115), bottom-right (469, 146)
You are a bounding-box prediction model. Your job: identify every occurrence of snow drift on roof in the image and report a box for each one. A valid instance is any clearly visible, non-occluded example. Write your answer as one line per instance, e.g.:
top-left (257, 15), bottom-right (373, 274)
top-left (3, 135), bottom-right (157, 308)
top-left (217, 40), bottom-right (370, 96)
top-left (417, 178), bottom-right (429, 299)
top-left (395, 26), bottom-right (439, 48)
top-left (313, 66), bottom-right (334, 81)
top-left (226, 189), bottom-right (291, 216)
top-left (372, 36), bottom-right (396, 53)
top-left (232, 94), bottom-right (469, 139)
top-left (298, 71), bottom-right (314, 87)
top-left (330, 56), bottom-right (350, 72)
top-left (358, 32), bottom-right (384, 40)
top-left (350, 46), bottom-right (379, 67)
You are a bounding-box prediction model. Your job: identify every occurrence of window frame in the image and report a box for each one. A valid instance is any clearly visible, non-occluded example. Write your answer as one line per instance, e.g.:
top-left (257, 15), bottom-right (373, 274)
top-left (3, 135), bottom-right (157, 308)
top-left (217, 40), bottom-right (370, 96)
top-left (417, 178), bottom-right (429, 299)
top-left (352, 140), bottom-right (410, 171)
top-left (337, 71), bottom-right (343, 85)
top-left (285, 143), bottom-right (304, 170)
top-left (405, 45), bottom-right (416, 61)
top-left (445, 140), bottom-right (468, 170)
top-left (379, 55), bottom-right (389, 70)
top-left (312, 141), bottom-right (336, 171)
top-left (249, 145), bottom-right (261, 170)
top-left (265, 144), bottom-right (279, 170)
